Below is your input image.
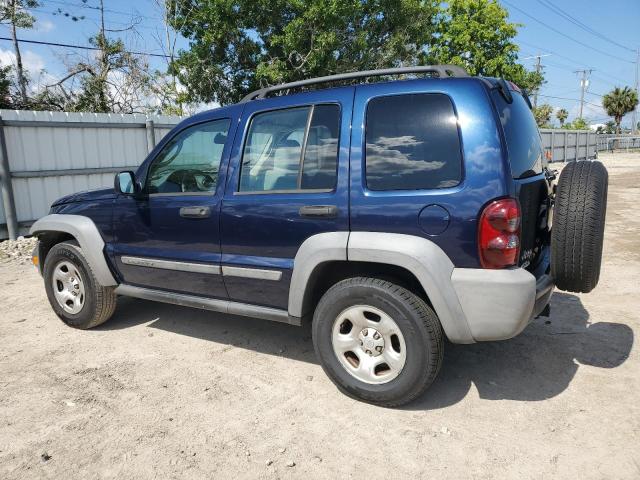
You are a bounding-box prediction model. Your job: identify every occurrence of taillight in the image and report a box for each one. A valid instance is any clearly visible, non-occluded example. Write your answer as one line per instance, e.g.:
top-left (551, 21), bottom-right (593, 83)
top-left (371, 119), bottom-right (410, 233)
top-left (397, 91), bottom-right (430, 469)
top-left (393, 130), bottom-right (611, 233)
top-left (478, 198), bottom-right (521, 269)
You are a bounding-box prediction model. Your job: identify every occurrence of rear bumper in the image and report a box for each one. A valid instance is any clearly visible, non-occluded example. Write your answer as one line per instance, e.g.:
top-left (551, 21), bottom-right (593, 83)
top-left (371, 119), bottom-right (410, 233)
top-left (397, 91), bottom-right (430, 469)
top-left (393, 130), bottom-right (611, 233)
top-left (451, 268), bottom-right (554, 342)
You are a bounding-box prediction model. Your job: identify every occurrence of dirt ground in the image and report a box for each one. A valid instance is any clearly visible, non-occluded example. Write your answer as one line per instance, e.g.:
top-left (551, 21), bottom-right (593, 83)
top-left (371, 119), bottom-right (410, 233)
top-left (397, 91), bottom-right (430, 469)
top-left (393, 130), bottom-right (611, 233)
top-left (1, 153), bottom-right (639, 480)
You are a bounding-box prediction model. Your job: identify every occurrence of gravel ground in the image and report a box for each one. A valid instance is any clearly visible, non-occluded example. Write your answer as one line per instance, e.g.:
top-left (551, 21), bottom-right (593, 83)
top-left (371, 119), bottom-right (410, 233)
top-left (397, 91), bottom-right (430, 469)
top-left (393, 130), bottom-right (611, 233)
top-left (0, 153), bottom-right (639, 479)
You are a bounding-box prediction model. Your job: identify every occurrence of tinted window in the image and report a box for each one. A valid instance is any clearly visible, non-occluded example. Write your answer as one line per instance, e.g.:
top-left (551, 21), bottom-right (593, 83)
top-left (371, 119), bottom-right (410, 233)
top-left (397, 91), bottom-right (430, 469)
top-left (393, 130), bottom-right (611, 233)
top-left (301, 105), bottom-right (340, 189)
top-left (492, 90), bottom-right (543, 178)
top-left (146, 119), bottom-right (230, 194)
top-left (365, 94), bottom-right (462, 191)
top-left (240, 105), bottom-right (340, 192)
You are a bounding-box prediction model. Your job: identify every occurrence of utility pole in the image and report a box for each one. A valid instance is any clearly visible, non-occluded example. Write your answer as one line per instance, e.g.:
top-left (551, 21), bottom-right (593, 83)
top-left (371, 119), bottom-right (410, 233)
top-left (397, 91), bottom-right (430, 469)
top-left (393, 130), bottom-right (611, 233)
top-left (533, 55), bottom-right (541, 108)
top-left (575, 69), bottom-right (593, 120)
top-left (632, 47), bottom-right (639, 134)
top-left (522, 54), bottom-right (550, 109)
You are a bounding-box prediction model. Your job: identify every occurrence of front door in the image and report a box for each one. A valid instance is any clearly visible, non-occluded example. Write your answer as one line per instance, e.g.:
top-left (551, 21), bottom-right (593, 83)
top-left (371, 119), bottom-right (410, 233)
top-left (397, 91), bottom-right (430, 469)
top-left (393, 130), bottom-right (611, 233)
top-left (220, 88), bottom-right (354, 310)
top-left (110, 117), bottom-right (234, 298)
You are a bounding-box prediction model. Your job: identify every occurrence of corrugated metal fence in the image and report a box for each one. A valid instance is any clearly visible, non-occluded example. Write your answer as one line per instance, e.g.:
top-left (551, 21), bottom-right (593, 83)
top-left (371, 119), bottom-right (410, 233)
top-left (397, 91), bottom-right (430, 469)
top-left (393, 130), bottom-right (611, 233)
top-left (0, 109), bottom-right (631, 239)
top-left (539, 129), bottom-right (598, 163)
top-left (0, 110), bottom-right (181, 239)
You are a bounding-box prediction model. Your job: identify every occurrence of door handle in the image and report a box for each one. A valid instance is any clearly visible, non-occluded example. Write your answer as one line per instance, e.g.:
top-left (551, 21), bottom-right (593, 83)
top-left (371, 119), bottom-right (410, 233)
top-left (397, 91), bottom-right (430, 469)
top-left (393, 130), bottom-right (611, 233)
top-left (179, 206), bottom-right (211, 218)
top-left (298, 205), bottom-right (338, 218)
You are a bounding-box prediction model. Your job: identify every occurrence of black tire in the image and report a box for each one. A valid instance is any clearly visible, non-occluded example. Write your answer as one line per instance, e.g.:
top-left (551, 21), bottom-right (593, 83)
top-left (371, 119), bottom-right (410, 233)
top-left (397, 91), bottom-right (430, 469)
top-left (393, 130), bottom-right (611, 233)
top-left (43, 241), bottom-right (117, 329)
top-left (312, 277), bottom-right (444, 407)
top-left (551, 160), bottom-right (608, 293)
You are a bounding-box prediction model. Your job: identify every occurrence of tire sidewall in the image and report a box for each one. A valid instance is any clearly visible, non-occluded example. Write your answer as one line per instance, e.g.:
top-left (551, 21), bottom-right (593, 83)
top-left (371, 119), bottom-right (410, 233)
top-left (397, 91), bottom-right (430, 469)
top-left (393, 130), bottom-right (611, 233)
top-left (312, 281), bottom-right (434, 404)
top-left (43, 243), bottom-right (98, 328)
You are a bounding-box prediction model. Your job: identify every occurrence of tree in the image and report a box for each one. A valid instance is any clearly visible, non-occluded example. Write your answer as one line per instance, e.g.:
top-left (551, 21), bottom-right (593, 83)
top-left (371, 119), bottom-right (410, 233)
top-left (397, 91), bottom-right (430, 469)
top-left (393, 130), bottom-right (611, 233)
top-left (41, 0), bottom-right (152, 113)
top-left (169, 0), bottom-right (440, 105)
top-left (169, 0), bottom-right (541, 106)
top-left (533, 104), bottom-right (553, 128)
top-left (602, 86), bottom-right (639, 134)
top-left (0, 65), bottom-right (14, 109)
top-left (563, 117), bottom-right (588, 130)
top-left (0, 0), bottom-right (39, 105)
top-left (429, 0), bottom-right (543, 93)
top-left (556, 108), bottom-right (568, 127)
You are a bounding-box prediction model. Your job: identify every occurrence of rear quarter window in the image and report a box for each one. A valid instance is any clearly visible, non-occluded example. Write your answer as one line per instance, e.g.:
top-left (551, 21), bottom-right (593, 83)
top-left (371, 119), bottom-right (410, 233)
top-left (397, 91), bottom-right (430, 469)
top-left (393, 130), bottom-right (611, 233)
top-left (365, 93), bottom-right (463, 191)
top-left (492, 90), bottom-right (543, 178)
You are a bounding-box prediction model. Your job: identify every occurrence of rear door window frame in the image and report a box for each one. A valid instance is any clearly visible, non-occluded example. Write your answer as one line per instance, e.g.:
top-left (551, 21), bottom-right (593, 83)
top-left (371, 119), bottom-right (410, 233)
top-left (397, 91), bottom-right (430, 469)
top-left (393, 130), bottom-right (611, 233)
top-left (235, 102), bottom-right (342, 195)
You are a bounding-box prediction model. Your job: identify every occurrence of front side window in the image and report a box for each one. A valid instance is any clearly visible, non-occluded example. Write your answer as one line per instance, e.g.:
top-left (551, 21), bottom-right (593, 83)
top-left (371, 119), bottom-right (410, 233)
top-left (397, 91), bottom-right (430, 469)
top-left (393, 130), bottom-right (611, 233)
top-left (146, 119), bottom-right (230, 194)
top-left (239, 105), bottom-right (340, 192)
top-left (365, 93), bottom-right (463, 191)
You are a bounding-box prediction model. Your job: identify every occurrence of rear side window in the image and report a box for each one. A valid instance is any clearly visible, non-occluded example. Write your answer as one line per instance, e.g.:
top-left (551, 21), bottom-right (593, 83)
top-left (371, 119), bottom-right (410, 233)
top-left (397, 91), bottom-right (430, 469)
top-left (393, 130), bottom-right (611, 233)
top-left (365, 93), bottom-right (462, 191)
top-left (492, 90), bottom-right (543, 178)
top-left (239, 105), bottom-right (340, 192)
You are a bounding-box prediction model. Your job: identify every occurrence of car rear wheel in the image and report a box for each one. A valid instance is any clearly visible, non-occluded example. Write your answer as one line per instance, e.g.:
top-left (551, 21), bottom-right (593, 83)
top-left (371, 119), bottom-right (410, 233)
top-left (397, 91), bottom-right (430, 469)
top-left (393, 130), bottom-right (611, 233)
top-left (312, 277), bottom-right (443, 407)
top-left (43, 241), bottom-right (117, 329)
top-left (551, 160), bottom-right (608, 293)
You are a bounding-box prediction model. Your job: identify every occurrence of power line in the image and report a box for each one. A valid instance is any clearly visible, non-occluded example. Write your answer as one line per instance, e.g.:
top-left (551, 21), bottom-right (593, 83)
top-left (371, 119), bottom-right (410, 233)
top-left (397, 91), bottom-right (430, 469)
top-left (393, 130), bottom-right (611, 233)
top-left (518, 40), bottom-right (632, 85)
top-left (502, 0), bottom-right (635, 64)
top-left (537, 93), bottom-right (601, 108)
top-left (535, 0), bottom-right (635, 53)
top-left (0, 36), bottom-right (170, 58)
top-left (32, 7), bottom-right (160, 32)
top-left (44, 0), bottom-right (162, 22)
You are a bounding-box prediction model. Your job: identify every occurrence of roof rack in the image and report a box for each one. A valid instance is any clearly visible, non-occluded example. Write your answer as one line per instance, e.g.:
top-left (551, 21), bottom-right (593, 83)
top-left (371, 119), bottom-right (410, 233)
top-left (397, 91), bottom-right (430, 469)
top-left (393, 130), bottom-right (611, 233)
top-left (240, 65), bottom-right (469, 102)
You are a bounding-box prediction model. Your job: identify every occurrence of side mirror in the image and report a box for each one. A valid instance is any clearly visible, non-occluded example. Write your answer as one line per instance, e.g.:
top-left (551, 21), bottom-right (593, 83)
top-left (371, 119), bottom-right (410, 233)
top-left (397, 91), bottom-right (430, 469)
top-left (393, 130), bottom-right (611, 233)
top-left (114, 171), bottom-right (138, 195)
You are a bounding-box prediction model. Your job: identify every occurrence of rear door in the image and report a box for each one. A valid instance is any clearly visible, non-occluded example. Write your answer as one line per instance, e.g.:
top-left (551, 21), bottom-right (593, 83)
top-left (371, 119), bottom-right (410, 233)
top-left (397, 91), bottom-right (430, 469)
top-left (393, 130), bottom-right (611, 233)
top-left (220, 88), bottom-right (353, 309)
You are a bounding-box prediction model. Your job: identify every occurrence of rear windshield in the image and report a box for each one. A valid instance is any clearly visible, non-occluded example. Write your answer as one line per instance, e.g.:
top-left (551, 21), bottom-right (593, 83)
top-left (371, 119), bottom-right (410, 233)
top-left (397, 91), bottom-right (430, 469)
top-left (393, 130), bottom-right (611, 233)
top-left (492, 90), bottom-right (543, 178)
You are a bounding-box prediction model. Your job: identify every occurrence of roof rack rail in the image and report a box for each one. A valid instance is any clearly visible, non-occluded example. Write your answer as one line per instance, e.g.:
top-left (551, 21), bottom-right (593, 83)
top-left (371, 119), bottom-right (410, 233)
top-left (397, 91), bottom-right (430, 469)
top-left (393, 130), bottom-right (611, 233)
top-left (240, 65), bottom-right (469, 102)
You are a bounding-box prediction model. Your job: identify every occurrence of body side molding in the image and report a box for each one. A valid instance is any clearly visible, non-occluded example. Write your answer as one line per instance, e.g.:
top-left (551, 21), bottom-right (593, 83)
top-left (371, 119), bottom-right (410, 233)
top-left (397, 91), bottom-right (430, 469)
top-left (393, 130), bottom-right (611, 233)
top-left (30, 214), bottom-right (117, 286)
top-left (121, 256), bottom-right (221, 275)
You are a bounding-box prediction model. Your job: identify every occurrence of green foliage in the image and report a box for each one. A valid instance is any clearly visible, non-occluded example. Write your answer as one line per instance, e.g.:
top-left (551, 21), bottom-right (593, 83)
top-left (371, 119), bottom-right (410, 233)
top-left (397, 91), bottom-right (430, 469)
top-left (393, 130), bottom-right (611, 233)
top-left (556, 108), bottom-right (568, 126)
top-left (0, 65), bottom-right (14, 109)
top-left (561, 117), bottom-right (589, 130)
top-left (0, 0), bottom-right (39, 29)
top-left (595, 120), bottom-right (617, 134)
top-left (169, 0), bottom-right (541, 105)
top-left (429, 0), bottom-right (543, 92)
top-left (169, 0), bottom-right (441, 105)
top-left (602, 86), bottom-right (639, 133)
top-left (533, 104), bottom-right (553, 128)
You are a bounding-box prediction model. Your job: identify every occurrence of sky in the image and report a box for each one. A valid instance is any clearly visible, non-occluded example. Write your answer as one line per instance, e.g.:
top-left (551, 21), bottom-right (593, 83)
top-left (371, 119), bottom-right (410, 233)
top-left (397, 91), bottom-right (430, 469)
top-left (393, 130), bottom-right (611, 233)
top-left (0, 0), bottom-right (639, 126)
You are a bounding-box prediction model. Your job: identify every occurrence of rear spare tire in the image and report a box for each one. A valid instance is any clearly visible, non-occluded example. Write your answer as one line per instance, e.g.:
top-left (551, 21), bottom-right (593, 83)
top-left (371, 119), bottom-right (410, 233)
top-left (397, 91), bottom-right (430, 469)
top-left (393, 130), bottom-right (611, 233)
top-left (551, 160), bottom-right (608, 293)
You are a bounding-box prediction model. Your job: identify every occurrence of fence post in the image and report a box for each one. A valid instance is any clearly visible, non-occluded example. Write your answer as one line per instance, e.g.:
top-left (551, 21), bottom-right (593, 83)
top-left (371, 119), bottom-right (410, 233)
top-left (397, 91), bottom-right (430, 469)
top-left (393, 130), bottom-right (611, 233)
top-left (550, 130), bottom-right (555, 162)
top-left (586, 131), bottom-right (589, 159)
top-left (145, 119), bottom-right (156, 154)
top-left (563, 131), bottom-right (568, 162)
top-left (0, 115), bottom-right (18, 240)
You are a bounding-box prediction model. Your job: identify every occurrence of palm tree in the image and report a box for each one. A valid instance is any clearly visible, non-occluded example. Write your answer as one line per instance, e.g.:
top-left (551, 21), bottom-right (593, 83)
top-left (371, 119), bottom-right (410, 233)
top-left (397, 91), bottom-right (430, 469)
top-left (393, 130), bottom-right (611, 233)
top-left (602, 86), bottom-right (639, 134)
top-left (556, 108), bottom-right (568, 127)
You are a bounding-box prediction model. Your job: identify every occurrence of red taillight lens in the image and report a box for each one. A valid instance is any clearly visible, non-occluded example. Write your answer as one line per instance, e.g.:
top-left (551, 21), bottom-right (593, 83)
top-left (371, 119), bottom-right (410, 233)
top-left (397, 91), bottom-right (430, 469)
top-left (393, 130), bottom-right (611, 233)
top-left (478, 198), bottom-right (521, 269)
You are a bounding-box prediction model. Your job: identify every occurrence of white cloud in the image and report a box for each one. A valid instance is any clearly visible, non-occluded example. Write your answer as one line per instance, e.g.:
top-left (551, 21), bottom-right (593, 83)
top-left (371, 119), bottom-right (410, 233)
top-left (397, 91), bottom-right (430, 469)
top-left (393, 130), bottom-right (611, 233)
top-left (36, 19), bottom-right (55, 33)
top-left (0, 48), bottom-right (56, 92)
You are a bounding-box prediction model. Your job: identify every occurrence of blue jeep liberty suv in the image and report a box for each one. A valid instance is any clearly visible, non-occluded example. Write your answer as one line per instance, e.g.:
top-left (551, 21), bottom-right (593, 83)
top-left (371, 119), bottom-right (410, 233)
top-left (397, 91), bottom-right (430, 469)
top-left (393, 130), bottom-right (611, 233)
top-left (31, 66), bottom-right (608, 406)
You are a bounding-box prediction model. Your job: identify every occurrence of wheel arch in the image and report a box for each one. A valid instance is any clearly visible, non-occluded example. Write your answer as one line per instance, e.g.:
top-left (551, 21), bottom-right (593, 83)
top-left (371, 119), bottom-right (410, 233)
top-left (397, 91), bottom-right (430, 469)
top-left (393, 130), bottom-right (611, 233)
top-left (30, 214), bottom-right (118, 286)
top-left (289, 232), bottom-right (475, 343)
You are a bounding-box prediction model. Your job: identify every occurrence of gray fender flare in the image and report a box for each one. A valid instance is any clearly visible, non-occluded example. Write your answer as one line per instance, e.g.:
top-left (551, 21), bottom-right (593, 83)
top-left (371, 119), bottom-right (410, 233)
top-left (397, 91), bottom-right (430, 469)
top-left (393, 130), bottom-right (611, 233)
top-left (29, 214), bottom-right (118, 286)
top-left (288, 231), bottom-right (474, 344)
top-left (288, 231), bottom-right (349, 317)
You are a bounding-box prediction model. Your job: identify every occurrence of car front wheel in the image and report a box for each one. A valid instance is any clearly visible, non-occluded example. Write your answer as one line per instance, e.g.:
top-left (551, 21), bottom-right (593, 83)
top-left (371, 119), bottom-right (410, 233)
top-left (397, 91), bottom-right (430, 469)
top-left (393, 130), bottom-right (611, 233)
top-left (43, 241), bottom-right (117, 329)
